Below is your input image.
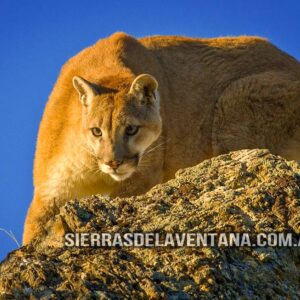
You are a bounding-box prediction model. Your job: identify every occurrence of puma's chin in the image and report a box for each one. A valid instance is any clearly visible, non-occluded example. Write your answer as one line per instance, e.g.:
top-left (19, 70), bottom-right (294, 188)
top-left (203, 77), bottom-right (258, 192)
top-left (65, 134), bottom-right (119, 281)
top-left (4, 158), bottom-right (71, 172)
top-left (110, 171), bottom-right (134, 181)
top-left (100, 164), bottom-right (135, 181)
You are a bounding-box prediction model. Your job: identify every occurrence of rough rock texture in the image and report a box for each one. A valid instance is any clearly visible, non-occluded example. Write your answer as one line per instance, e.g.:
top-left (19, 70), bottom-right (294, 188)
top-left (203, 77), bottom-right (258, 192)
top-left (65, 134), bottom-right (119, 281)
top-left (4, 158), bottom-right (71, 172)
top-left (1, 149), bottom-right (300, 299)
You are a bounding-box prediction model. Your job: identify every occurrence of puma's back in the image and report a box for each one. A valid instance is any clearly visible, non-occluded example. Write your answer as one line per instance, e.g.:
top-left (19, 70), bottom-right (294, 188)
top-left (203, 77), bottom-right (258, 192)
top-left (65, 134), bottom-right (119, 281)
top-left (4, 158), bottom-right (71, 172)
top-left (140, 34), bottom-right (300, 175)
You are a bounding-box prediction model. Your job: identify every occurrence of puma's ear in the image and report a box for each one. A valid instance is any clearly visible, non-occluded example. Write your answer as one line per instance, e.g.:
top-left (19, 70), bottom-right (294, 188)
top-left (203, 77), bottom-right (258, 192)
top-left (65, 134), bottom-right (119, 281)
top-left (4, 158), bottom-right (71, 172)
top-left (72, 76), bottom-right (97, 107)
top-left (129, 74), bottom-right (159, 105)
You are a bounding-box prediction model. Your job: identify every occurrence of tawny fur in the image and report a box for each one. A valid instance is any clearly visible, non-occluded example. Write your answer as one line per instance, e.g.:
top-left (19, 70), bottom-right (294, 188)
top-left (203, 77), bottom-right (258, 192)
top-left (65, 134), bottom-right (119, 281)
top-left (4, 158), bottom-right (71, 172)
top-left (23, 32), bottom-right (300, 244)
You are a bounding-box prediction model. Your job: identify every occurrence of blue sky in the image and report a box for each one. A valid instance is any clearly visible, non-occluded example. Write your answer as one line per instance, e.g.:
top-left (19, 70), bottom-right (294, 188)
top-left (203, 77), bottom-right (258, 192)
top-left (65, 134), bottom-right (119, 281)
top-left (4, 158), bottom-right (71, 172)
top-left (0, 0), bottom-right (299, 261)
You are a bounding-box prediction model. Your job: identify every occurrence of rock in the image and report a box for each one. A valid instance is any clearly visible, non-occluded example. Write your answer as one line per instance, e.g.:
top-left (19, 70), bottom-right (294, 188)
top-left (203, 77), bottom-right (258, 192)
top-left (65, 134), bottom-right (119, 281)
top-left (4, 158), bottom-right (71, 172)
top-left (1, 149), bottom-right (300, 299)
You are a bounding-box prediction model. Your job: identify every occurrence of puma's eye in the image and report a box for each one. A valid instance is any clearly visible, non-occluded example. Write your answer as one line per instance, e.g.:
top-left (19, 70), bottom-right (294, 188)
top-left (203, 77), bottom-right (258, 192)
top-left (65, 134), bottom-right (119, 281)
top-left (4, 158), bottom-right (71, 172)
top-left (125, 125), bottom-right (139, 136)
top-left (91, 127), bottom-right (102, 137)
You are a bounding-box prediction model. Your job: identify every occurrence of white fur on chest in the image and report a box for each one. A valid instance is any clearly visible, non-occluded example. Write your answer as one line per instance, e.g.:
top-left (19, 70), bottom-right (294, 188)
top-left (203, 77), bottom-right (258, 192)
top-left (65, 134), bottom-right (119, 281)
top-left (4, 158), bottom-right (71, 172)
top-left (38, 149), bottom-right (103, 202)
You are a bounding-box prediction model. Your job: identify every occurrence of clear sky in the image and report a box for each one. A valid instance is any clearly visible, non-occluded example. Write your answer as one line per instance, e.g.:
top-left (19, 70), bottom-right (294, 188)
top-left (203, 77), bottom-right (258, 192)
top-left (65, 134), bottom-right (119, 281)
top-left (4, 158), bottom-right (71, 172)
top-left (0, 0), bottom-right (299, 261)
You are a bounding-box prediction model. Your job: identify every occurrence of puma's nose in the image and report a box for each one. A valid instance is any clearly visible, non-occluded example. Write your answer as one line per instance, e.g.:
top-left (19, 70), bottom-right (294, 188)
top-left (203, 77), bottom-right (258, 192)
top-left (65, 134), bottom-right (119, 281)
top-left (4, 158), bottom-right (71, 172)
top-left (106, 160), bottom-right (123, 170)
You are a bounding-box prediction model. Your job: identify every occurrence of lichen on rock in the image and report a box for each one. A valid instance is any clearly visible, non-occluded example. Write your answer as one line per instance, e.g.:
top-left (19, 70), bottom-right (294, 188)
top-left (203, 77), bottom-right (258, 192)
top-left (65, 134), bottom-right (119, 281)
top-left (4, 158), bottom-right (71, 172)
top-left (1, 149), bottom-right (300, 299)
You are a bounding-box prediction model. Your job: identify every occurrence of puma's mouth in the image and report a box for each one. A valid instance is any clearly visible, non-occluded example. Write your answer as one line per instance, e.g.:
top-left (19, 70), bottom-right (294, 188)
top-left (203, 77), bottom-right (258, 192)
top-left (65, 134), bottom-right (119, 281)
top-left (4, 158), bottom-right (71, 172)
top-left (102, 167), bottom-right (135, 181)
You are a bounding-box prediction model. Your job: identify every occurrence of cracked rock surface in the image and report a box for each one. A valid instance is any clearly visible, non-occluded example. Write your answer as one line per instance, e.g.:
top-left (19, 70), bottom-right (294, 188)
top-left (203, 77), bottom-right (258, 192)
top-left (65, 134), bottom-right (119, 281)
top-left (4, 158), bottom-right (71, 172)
top-left (1, 149), bottom-right (300, 299)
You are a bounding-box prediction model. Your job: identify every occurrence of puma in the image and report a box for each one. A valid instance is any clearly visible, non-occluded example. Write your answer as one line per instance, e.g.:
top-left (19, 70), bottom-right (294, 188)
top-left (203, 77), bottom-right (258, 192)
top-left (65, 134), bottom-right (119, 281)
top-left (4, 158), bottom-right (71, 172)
top-left (23, 32), bottom-right (300, 244)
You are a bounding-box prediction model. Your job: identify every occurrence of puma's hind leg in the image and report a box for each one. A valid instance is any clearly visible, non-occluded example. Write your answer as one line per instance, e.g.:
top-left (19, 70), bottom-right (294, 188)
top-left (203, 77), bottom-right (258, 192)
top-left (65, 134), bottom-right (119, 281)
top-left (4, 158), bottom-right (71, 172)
top-left (278, 125), bottom-right (300, 162)
top-left (212, 71), bottom-right (300, 158)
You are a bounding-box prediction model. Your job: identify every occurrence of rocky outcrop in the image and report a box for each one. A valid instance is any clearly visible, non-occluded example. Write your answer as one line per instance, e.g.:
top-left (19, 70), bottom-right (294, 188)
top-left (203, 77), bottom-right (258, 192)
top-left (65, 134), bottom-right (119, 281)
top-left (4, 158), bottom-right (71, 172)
top-left (1, 149), bottom-right (300, 299)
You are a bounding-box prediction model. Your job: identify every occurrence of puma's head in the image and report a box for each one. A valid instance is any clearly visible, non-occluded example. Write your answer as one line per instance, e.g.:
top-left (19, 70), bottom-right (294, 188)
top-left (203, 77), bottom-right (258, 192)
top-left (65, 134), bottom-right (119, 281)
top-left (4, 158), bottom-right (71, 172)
top-left (73, 74), bottom-right (162, 181)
